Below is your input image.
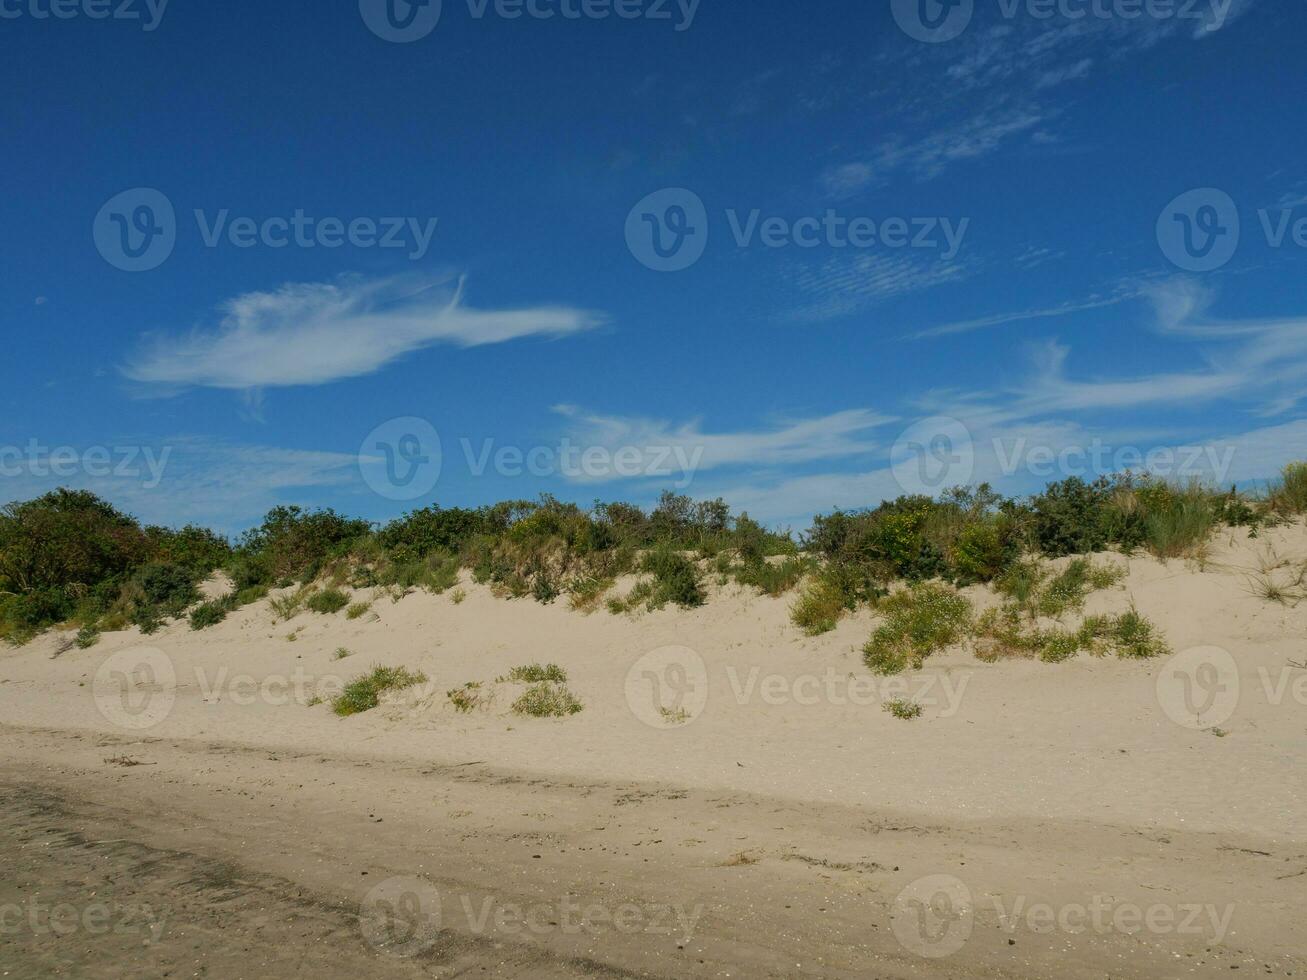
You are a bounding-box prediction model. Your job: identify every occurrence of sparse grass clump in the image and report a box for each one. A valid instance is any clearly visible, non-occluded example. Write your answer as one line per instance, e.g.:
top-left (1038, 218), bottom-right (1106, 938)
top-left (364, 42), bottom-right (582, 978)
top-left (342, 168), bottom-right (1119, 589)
top-left (307, 587), bottom-right (350, 615)
top-left (863, 584), bottom-right (972, 675)
top-left (883, 698), bottom-right (923, 720)
top-left (332, 646), bottom-right (352, 660)
top-left (270, 586), bottom-right (312, 622)
top-left (75, 624), bottom-right (100, 649)
top-left (451, 587), bottom-right (467, 605)
top-left (1109, 607), bottom-right (1170, 659)
top-left (332, 665), bottom-right (428, 716)
top-left (503, 663), bottom-right (568, 684)
top-left (566, 575), bottom-right (612, 613)
top-left (346, 601), bottom-right (372, 620)
top-left (1270, 462), bottom-right (1307, 516)
top-left (790, 571), bottom-right (851, 636)
top-left (447, 682), bottom-right (487, 713)
top-left (732, 555), bottom-right (810, 598)
top-left (511, 682), bottom-right (583, 718)
top-left (972, 605), bottom-right (1167, 664)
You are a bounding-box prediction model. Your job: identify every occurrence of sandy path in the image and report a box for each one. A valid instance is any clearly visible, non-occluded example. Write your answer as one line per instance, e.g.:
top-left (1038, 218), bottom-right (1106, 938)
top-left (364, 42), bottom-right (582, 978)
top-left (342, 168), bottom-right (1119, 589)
top-left (2, 724), bottom-right (1303, 979)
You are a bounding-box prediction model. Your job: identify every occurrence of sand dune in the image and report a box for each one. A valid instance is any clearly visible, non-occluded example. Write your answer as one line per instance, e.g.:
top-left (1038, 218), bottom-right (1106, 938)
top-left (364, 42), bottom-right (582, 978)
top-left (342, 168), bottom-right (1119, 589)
top-left (2, 522), bottom-right (1305, 977)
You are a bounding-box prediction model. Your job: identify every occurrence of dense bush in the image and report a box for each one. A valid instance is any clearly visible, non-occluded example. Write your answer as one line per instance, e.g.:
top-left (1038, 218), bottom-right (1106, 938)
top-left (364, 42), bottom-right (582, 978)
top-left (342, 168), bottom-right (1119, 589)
top-left (236, 506), bottom-right (370, 584)
top-left (0, 489), bottom-right (228, 643)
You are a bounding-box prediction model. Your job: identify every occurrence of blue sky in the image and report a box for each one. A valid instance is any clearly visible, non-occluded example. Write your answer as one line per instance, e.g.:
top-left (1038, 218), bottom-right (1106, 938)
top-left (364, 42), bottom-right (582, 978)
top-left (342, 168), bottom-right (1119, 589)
top-left (3, 0), bottom-right (1305, 534)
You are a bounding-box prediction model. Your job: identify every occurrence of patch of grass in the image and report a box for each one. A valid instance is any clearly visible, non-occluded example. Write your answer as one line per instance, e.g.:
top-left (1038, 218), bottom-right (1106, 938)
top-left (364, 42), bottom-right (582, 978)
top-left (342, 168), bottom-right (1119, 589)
top-left (567, 575), bottom-right (613, 613)
top-left (307, 588), bottom-right (350, 615)
top-left (1109, 606), bottom-right (1170, 660)
top-left (447, 682), bottom-right (487, 713)
top-left (451, 587), bottom-right (467, 605)
top-left (332, 647), bottom-right (352, 660)
top-left (790, 570), bottom-right (851, 636)
top-left (862, 584), bottom-right (972, 675)
top-left (346, 601), bottom-right (372, 620)
top-left (1142, 483), bottom-right (1216, 560)
top-left (659, 706), bottom-right (690, 725)
top-left (270, 586), bottom-right (311, 621)
top-left (75, 624), bottom-right (100, 649)
top-left (972, 605), bottom-right (1167, 664)
top-left (732, 556), bottom-right (810, 597)
top-left (1270, 462), bottom-right (1307, 516)
top-left (995, 559), bottom-right (1046, 609)
top-left (511, 682), bottom-right (583, 718)
top-left (189, 598), bottom-right (231, 631)
top-left (1037, 558), bottom-right (1094, 618)
top-left (331, 665), bottom-right (428, 716)
top-left (883, 697), bottom-right (923, 720)
top-left (503, 663), bottom-right (568, 684)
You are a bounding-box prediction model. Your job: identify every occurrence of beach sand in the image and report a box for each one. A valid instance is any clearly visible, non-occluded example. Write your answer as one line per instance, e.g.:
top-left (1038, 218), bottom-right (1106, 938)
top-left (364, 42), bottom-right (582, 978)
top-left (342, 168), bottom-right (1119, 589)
top-left (2, 522), bottom-right (1305, 977)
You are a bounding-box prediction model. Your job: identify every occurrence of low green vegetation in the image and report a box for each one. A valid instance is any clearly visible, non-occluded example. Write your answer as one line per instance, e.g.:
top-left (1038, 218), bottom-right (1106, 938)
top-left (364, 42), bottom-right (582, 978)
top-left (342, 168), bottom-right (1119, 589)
top-left (447, 681), bottom-right (487, 713)
top-left (511, 682), bottom-right (583, 718)
top-left (883, 698), bottom-right (923, 720)
top-left (306, 587), bottom-right (350, 614)
top-left (502, 663), bottom-right (567, 684)
top-left (346, 601), bottom-right (372, 620)
top-left (332, 665), bottom-right (428, 717)
top-left (3, 465), bottom-right (1301, 648)
top-left (863, 584), bottom-right (973, 675)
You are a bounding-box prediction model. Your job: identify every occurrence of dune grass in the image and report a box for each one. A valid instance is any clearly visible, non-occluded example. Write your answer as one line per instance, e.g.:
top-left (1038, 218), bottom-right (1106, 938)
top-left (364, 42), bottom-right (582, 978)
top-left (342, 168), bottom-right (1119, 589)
top-left (332, 665), bottom-right (428, 717)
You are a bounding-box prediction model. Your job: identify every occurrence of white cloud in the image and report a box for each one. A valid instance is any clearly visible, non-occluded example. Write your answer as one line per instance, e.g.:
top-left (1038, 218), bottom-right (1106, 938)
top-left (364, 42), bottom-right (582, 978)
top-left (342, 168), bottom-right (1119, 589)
top-left (551, 405), bottom-right (896, 482)
top-left (124, 274), bottom-right (604, 391)
top-left (784, 252), bottom-right (971, 321)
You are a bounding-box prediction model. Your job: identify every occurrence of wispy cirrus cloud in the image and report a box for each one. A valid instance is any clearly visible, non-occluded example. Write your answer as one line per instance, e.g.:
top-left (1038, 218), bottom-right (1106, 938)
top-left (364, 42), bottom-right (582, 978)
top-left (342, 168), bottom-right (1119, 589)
top-left (782, 252), bottom-right (971, 322)
top-left (124, 274), bottom-right (604, 392)
top-left (819, 0), bottom-right (1262, 195)
top-left (551, 405), bottom-right (895, 482)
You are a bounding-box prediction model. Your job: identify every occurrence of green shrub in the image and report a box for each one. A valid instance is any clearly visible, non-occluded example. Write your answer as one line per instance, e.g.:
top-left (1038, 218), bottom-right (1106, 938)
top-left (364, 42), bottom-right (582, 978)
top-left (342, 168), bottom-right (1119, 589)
top-left (950, 516), bottom-right (1017, 584)
top-left (332, 665), bottom-right (428, 716)
top-left (511, 682), bottom-right (583, 717)
top-left (863, 584), bottom-right (972, 675)
top-left (1029, 477), bottom-right (1113, 557)
top-left (238, 506), bottom-right (370, 583)
top-left (189, 599), bottom-right (230, 630)
top-left (639, 548), bottom-right (705, 609)
top-left (307, 588), bottom-right (350, 615)
top-left (131, 562), bottom-right (201, 617)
